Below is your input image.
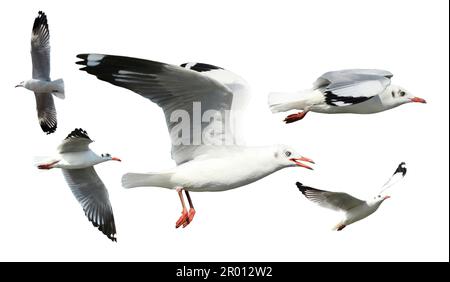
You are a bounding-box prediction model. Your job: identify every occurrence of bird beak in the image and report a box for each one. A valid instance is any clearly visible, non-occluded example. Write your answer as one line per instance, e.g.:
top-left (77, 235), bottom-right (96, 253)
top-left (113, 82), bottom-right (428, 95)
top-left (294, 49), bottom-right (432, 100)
top-left (15, 85), bottom-right (21, 88)
top-left (112, 157), bottom-right (122, 162)
top-left (290, 156), bottom-right (315, 170)
top-left (410, 97), bottom-right (427, 103)
top-left (383, 195), bottom-right (391, 200)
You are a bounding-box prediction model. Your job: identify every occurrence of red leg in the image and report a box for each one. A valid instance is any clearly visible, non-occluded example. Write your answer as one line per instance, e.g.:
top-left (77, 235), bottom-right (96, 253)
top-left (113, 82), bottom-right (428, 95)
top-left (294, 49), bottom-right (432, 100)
top-left (37, 160), bottom-right (60, 170)
top-left (175, 189), bottom-right (189, 228)
top-left (284, 111), bottom-right (308, 124)
top-left (183, 191), bottom-right (196, 228)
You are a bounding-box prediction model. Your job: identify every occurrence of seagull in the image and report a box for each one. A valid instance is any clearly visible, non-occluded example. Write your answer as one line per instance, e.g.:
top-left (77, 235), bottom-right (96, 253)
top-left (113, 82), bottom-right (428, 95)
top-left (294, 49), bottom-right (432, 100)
top-left (268, 69), bottom-right (426, 123)
top-left (296, 162), bottom-right (407, 231)
top-left (76, 54), bottom-right (314, 228)
top-left (15, 11), bottom-right (64, 134)
top-left (36, 128), bottom-right (121, 241)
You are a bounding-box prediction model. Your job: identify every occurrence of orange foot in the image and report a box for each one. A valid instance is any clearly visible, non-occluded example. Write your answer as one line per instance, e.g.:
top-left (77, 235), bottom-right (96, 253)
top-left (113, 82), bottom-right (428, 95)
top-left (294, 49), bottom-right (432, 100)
top-left (176, 209), bottom-right (189, 228)
top-left (182, 208), bottom-right (196, 228)
top-left (284, 112), bottom-right (307, 124)
top-left (38, 160), bottom-right (60, 170)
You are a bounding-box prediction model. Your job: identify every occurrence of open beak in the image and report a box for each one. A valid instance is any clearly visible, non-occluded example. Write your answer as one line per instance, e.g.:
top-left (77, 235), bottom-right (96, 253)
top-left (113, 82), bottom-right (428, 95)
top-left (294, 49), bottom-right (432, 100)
top-left (112, 157), bottom-right (122, 162)
top-left (410, 97), bottom-right (427, 103)
top-left (290, 156), bottom-right (315, 170)
top-left (383, 195), bottom-right (391, 200)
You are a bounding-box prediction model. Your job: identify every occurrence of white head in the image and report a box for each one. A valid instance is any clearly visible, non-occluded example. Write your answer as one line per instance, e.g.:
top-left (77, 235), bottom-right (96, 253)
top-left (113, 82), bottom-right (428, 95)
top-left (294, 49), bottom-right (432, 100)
top-left (368, 194), bottom-right (391, 206)
top-left (100, 153), bottom-right (121, 163)
top-left (273, 145), bottom-right (314, 170)
top-left (381, 85), bottom-right (426, 108)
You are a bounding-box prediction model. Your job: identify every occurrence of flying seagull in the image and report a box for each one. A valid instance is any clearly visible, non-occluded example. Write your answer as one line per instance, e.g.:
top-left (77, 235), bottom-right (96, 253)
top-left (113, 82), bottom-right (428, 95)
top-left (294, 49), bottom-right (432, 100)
top-left (76, 54), bottom-right (314, 228)
top-left (16, 11), bottom-right (65, 134)
top-left (268, 69), bottom-right (426, 123)
top-left (296, 162), bottom-right (407, 231)
top-left (36, 128), bottom-right (121, 241)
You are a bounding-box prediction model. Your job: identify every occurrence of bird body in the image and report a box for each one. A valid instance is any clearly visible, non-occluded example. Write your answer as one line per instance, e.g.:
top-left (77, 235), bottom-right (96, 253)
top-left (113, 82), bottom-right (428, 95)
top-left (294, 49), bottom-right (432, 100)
top-left (123, 145), bottom-right (302, 192)
top-left (16, 11), bottom-right (65, 134)
top-left (297, 162), bottom-right (407, 230)
top-left (36, 128), bottom-right (121, 241)
top-left (268, 69), bottom-right (426, 123)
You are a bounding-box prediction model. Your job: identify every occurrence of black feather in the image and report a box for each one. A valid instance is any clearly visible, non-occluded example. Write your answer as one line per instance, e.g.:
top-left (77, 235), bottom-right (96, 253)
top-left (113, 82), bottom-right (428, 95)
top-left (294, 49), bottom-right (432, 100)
top-left (65, 128), bottom-right (91, 141)
top-left (180, 62), bottom-right (223, 72)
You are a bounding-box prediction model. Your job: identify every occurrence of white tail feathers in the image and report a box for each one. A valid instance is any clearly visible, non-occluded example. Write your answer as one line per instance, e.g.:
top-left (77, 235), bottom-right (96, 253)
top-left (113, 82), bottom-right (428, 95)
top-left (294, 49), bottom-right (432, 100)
top-left (268, 91), bottom-right (302, 113)
top-left (51, 79), bottom-right (65, 99)
top-left (122, 172), bottom-right (172, 189)
top-left (268, 89), bottom-right (320, 113)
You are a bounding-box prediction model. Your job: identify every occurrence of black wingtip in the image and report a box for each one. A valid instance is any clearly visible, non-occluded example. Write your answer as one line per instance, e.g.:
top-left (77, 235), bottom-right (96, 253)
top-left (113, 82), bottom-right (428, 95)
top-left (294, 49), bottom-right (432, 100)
top-left (394, 162), bottom-right (407, 177)
top-left (65, 128), bottom-right (91, 140)
top-left (296, 182), bottom-right (307, 194)
top-left (33, 11), bottom-right (48, 32)
top-left (40, 120), bottom-right (56, 135)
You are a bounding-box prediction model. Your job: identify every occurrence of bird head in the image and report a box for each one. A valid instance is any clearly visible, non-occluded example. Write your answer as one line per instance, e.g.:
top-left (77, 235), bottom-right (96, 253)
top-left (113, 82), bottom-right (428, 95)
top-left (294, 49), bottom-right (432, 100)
top-left (370, 194), bottom-right (391, 205)
top-left (383, 85), bottom-right (426, 107)
top-left (274, 145), bottom-right (314, 170)
top-left (101, 153), bottom-right (121, 162)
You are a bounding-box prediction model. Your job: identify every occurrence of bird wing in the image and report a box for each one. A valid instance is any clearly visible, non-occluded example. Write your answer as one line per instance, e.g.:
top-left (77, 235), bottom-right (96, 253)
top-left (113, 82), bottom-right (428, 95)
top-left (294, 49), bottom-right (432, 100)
top-left (379, 162), bottom-right (407, 194)
top-left (57, 128), bottom-right (93, 153)
top-left (313, 69), bottom-right (393, 107)
top-left (34, 93), bottom-right (57, 134)
top-left (296, 182), bottom-right (364, 211)
top-left (76, 54), bottom-right (250, 164)
top-left (31, 11), bottom-right (50, 80)
top-left (62, 167), bottom-right (116, 242)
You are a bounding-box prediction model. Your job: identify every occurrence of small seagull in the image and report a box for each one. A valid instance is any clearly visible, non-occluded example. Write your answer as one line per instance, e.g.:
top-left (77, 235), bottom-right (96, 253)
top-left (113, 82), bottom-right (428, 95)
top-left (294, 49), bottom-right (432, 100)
top-left (76, 54), bottom-right (314, 229)
top-left (296, 162), bottom-right (407, 231)
top-left (36, 128), bottom-right (121, 241)
top-left (16, 11), bottom-right (64, 134)
top-left (268, 69), bottom-right (426, 123)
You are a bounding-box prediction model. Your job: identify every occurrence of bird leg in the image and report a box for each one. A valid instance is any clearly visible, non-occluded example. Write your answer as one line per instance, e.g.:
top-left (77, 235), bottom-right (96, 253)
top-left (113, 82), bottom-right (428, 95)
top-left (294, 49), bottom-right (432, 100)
top-left (175, 188), bottom-right (189, 228)
top-left (37, 160), bottom-right (60, 170)
top-left (284, 111), bottom-right (308, 124)
top-left (183, 191), bottom-right (196, 228)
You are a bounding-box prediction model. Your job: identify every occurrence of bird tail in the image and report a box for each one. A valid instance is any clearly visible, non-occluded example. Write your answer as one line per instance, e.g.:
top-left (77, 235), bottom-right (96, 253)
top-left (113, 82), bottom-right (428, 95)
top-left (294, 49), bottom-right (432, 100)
top-left (268, 90), bottom-right (315, 113)
top-left (51, 78), bottom-right (65, 99)
top-left (122, 172), bottom-right (173, 189)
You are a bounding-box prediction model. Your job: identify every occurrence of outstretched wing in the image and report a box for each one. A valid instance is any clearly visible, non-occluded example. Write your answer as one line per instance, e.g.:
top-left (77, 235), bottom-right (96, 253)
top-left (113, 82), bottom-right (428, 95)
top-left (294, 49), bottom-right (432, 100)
top-left (313, 69), bottom-right (393, 107)
top-left (58, 128), bottom-right (93, 153)
top-left (296, 182), bottom-right (364, 211)
top-left (31, 11), bottom-right (51, 80)
top-left (76, 54), bottom-right (249, 164)
top-left (62, 167), bottom-right (116, 242)
top-left (379, 162), bottom-right (407, 194)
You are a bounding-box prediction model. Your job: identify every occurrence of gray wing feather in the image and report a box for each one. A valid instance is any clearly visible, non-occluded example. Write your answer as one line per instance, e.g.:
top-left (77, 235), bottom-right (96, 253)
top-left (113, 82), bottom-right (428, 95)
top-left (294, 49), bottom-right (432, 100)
top-left (313, 69), bottom-right (393, 105)
top-left (62, 167), bottom-right (116, 242)
top-left (58, 128), bottom-right (93, 153)
top-left (34, 93), bottom-right (57, 134)
top-left (31, 11), bottom-right (50, 80)
top-left (297, 182), bottom-right (364, 211)
top-left (76, 54), bottom-right (236, 164)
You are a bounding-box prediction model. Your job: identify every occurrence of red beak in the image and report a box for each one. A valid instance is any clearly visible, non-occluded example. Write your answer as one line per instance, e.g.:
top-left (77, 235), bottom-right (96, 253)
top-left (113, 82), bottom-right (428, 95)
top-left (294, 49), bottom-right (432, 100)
top-left (290, 156), bottom-right (315, 170)
top-left (410, 97), bottom-right (427, 103)
top-left (383, 195), bottom-right (391, 200)
top-left (112, 157), bottom-right (122, 162)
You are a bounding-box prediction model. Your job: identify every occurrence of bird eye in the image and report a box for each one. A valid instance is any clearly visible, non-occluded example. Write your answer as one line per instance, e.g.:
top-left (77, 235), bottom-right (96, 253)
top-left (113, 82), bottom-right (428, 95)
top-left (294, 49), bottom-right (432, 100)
top-left (285, 151), bottom-right (292, 157)
top-left (400, 91), bottom-right (406, 97)
top-left (378, 195), bottom-right (381, 198)
top-left (391, 91), bottom-right (395, 98)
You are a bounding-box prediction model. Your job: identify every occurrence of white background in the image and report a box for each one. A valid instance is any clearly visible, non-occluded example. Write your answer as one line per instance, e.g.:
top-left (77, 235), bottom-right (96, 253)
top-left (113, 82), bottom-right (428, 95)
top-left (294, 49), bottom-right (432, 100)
top-left (0, 0), bottom-right (448, 261)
